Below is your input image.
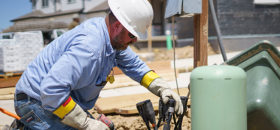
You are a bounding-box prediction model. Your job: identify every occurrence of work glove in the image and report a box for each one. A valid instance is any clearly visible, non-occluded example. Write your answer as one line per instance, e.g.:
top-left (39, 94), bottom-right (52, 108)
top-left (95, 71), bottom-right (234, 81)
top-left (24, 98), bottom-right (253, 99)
top-left (148, 78), bottom-right (183, 115)
top-left (53, 97), bottom-right (109, 130)
top-left (141, 71), bottom-right (183, 115)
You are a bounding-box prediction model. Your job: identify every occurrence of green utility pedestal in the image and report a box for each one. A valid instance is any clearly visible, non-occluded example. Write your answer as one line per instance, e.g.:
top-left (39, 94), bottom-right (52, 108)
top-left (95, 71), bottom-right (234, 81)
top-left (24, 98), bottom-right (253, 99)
top-left (191, 65), bottom-right (247, 130)
top-left (227, 41), bottom-right (280, 130)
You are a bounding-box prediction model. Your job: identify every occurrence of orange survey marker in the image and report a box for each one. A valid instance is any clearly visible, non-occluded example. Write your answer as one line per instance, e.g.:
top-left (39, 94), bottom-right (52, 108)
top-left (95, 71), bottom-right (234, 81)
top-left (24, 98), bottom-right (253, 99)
top-left (0, 107), bottom-right (21, 120)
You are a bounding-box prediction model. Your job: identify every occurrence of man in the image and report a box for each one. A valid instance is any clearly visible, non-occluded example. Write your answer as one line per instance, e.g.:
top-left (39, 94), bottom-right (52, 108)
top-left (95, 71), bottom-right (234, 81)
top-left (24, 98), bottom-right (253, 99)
top-left (14, 0), bottom-right (183, 129)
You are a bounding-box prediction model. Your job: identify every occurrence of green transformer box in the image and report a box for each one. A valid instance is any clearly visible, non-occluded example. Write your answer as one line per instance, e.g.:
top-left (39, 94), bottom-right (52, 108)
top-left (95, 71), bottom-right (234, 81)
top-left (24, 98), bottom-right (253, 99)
top-left (191, 65), bottom-right (247, 130)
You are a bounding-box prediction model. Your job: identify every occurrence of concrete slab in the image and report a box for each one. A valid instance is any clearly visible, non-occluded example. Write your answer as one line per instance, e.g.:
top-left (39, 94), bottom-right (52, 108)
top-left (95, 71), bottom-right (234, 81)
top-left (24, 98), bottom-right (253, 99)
top-left (171, 51), bottom-right (241, 70)
top-left (171, 46), bottom-right (280, 70)
top-left (0, 100), bottom-right (15, 127)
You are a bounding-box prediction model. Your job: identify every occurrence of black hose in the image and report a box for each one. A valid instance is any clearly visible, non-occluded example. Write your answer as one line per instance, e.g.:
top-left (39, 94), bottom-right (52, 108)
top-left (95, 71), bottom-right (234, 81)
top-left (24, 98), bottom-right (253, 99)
top-left (174, 96), bottom-right (189, 130)
top-left (209, 0), bottom-right (228, 62)
top-left (163, 112), bottom-right (173, 130)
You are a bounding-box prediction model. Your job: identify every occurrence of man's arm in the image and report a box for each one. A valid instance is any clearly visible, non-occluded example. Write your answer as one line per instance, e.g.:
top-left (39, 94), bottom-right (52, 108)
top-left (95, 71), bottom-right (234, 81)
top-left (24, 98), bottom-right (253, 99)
top-left (39, 43), bottom-right (109, 129)
top-left (40, 42), bottom-right (95, 111)
top-left (115, 46), bottom-right (151, 82)
top-left (116, 47), bottom-right (183, 114)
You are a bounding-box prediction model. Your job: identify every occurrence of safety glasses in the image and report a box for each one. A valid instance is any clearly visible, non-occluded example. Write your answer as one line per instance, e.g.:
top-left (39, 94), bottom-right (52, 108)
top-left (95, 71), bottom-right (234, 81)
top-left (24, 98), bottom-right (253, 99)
top-left (128, 33), bottom-right (136, 39)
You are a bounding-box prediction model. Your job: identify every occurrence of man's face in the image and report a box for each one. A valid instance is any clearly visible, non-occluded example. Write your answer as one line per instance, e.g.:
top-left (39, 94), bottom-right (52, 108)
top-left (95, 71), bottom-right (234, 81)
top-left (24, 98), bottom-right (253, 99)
top-left (110, 22), bottom-right (137, 50)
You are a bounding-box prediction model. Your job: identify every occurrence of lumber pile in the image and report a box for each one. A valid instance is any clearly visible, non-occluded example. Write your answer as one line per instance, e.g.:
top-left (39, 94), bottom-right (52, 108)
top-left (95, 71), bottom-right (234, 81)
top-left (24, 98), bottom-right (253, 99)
top-left (106, 60), bottom-right (177, 90)
top-left (95, 88), bottom-right (189, 115)
top-left (0, 72), bottom-right (22, 79)
top-left (0, 76), bottom-right (20, 88)
top-left (0, 87), bottom-right (15, 100)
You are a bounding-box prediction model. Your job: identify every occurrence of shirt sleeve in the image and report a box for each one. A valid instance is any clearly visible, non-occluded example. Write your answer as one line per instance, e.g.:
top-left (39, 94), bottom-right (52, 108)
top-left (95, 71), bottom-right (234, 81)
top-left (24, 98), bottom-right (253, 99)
top-left (115, 46), bottom-right (151, 83)
top-left (40, 42), bottom-right (97, 111)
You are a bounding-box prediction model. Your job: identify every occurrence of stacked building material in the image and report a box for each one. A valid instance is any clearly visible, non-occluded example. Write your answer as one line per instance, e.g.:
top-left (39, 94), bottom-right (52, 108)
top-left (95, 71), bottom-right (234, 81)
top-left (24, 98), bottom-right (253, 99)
top-left (14, 31), bottom-right (44, 71)
top-left (0, 31), bottom-right (43, 72)
top-left (0, 39), bottom-right (19, 72)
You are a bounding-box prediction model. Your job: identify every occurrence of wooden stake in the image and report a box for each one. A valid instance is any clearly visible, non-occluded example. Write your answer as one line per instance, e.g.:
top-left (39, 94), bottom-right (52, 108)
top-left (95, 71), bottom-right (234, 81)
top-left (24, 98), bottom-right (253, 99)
top-left (147, 25), bottom-right (152, 52)
top-left (193, 0), bottom-right (208, 67)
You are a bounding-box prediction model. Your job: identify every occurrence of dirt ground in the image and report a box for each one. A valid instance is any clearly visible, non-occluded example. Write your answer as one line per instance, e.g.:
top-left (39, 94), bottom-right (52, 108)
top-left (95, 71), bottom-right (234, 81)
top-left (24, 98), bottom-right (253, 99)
top-left (89, 108), bottom-right (191, 130)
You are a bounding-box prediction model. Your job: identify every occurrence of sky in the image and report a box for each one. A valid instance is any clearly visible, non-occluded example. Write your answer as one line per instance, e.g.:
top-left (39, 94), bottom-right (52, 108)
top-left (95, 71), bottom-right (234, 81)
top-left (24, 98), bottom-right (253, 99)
top-left (0, 0), bottom-right (32, 32)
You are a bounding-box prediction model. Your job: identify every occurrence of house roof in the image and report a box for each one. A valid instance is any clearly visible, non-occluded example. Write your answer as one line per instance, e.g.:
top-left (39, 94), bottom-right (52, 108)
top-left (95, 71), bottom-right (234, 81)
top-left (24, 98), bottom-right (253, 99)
top-left (3, 21), bottom-right (68, 33)
top-left (12, 9), bottom-right (83, 22)
top-left (7, 0), bottom-right (110, 32)
top-left (12, 0), bottom-right (110, 22)
top-left (12, 10), bottom-right (44, 21)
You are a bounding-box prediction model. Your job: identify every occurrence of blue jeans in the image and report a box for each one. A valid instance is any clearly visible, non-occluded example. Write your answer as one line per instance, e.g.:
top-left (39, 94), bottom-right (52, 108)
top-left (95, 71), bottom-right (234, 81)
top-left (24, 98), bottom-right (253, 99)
top-left (14, 95), bottom-right (78, 130)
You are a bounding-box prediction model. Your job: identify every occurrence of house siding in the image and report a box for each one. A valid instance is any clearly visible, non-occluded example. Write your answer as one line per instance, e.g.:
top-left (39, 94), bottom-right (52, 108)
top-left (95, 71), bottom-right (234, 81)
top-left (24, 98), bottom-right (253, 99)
top-left (175, 0), bottom-right (280, 39)
top-left (60, 0), bottom-right (82, 12)
top-left (217, 0), bottom-right (280, 35)
top-left (39, 0), bottom-right (55, 14)
top-left (33, 0), bottom-right (107, 14)
top-left (85, 12), bottom-right (107, 19)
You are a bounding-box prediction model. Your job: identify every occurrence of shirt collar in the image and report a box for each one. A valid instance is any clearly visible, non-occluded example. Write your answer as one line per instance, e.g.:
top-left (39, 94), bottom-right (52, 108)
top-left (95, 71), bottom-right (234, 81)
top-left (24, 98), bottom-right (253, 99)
top-left (102, 18), bottom-right (115, 57)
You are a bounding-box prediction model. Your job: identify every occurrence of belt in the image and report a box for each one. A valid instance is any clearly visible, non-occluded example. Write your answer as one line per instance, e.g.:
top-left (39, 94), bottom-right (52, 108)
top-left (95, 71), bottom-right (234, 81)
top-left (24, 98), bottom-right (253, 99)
top-left (16, 93), bottom-right (28, 101)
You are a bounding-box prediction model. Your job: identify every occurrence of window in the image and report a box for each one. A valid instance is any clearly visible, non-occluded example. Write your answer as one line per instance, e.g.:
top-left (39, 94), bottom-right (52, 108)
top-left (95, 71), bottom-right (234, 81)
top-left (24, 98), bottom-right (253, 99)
top-left (0, 33), bottom-right (14, 39)
top-left (68, 0), bottom-right (76, 4)
top-left (42, 0), bottom-right (49, 8)
top-left (32, 0), bottom-right (37, 9)
top-left (254, 0), bottom-right (280, 5)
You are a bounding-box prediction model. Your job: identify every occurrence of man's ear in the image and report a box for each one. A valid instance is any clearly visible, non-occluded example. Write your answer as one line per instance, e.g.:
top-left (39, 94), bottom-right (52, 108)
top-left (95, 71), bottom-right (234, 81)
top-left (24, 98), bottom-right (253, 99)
top-left (112, 21), bottom-right (122, 34)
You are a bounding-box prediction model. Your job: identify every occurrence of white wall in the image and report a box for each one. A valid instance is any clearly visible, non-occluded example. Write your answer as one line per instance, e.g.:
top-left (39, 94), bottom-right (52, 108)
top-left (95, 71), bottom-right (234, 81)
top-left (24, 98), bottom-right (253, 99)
top-left (60, 0), bottom-right (82, 12)
top-left (32, 0), bottom-right (108, 14)
top-left (85, 12), bottom-right (107, 19)
top-left (84, 0), bottom-right (108, 12)
top-left (33, 0), bottom-right (84, 14)
top-left (254, 0), bottom-right (280, 5)
top-left (39, 0), bottom-right (55, 14)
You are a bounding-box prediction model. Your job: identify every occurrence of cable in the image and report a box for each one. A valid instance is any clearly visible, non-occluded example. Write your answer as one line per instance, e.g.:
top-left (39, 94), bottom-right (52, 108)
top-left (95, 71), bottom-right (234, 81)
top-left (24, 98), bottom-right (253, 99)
top-left (209, 0), bottom-right (227, 62)
top-left (171, 16), bottom-right (180, 96)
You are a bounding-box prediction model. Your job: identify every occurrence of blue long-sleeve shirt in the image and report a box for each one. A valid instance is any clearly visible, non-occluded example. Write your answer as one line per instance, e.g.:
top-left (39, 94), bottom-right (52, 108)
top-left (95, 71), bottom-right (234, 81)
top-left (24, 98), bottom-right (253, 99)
top-left (15, 17), bottom-right (151, 111)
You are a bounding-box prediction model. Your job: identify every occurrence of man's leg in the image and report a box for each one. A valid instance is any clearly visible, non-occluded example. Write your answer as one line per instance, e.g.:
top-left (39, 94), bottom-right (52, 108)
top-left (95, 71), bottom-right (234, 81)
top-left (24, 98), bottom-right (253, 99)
top-left (14, 95), bottom-right (76, 130)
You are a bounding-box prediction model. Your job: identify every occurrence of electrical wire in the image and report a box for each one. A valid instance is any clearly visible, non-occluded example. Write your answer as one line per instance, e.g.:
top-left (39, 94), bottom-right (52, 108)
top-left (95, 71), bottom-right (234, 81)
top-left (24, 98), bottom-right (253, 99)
top-left (171, 16), bottom-right (180, 96)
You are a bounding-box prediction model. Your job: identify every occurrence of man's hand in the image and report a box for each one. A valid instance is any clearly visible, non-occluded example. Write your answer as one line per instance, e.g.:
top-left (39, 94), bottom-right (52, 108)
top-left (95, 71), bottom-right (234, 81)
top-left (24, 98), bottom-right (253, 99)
top-left (61, 104), bottom-right (109, 130)
top-left (148, 78), bottom-right (183, 115)
top-left (53, 96), bottom-right (109, 130)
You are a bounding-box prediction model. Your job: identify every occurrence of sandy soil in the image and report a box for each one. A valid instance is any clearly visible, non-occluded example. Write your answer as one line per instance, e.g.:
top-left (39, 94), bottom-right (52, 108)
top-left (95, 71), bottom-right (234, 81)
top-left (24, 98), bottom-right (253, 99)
top-left (89, 108), bottom-right (191, 130)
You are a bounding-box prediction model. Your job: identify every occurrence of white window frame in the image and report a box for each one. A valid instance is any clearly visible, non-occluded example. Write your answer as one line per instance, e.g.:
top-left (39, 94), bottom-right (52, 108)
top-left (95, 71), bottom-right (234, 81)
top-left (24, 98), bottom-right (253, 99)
top-left (67, 0), bottom-right (76, 4)
top-left (254, 0), bottom-right (280, 5)
top-left (42, 0), bottom-right (49, 8)
top-left (32, 0), bottom-right (37, 9)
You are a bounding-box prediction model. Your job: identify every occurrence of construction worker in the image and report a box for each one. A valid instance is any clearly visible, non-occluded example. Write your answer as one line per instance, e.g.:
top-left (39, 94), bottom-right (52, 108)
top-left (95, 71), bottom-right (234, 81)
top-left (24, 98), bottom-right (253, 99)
top-left (14, 0), bottom-right (183, 129)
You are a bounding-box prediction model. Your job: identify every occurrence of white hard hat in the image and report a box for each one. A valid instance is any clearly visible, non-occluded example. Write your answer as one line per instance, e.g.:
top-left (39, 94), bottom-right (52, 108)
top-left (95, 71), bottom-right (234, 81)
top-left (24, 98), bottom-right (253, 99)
top-left (108, 0), bottom-right (154, 38)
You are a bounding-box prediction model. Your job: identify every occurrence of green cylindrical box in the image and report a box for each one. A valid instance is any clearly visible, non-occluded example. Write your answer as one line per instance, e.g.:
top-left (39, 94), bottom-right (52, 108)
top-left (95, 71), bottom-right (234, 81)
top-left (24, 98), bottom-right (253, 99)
top-left (191, 65), bottom-right (247, 130)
